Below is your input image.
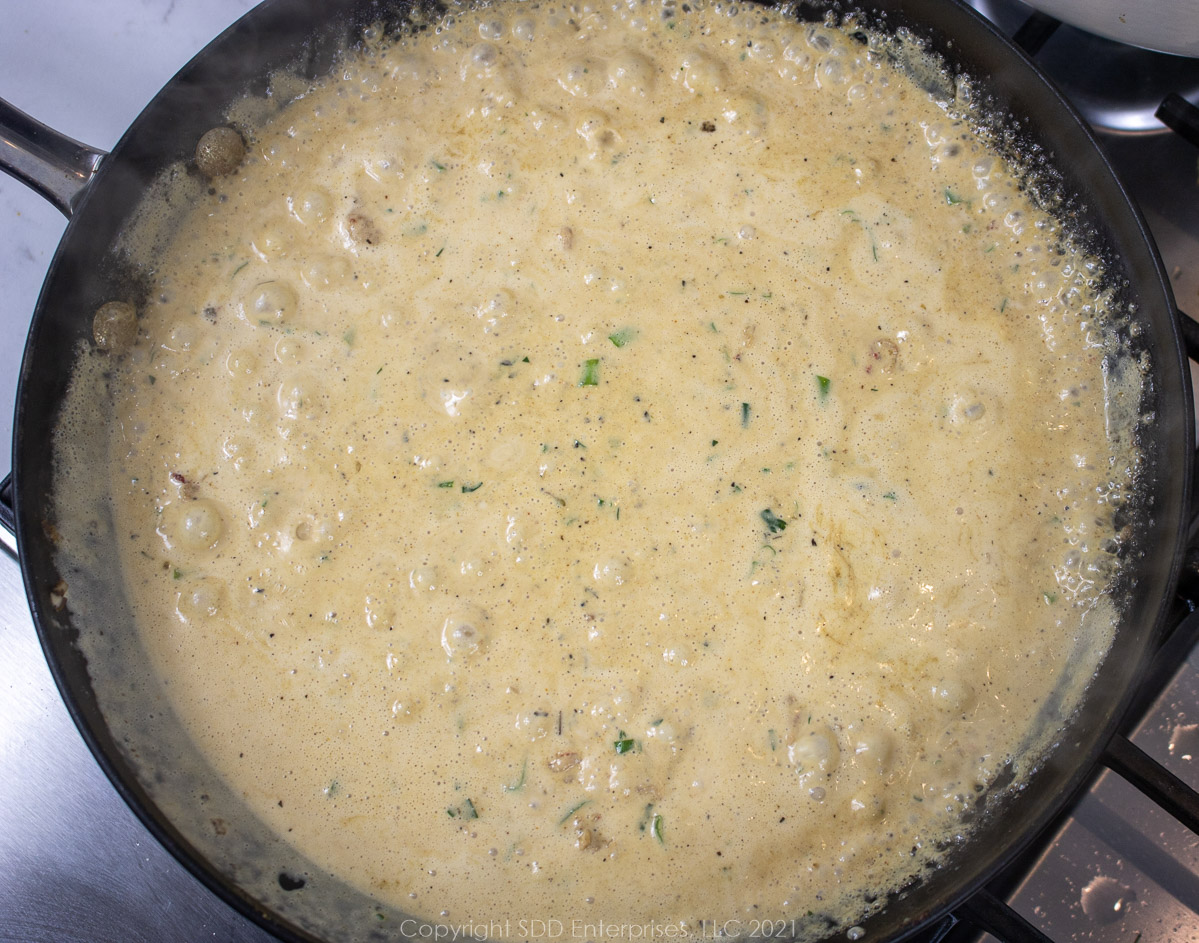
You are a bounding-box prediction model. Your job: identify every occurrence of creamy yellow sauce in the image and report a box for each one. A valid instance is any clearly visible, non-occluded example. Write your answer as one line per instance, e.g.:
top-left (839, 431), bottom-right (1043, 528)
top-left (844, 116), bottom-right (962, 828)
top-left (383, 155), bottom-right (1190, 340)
top-left (62, 1), bottom-right (1137, 938)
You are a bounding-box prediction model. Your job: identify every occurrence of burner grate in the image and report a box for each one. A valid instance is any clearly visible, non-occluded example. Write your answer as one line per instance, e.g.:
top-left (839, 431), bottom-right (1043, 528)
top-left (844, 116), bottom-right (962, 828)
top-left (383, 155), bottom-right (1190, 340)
top-left (971, 1), bottom-right (1199, 132)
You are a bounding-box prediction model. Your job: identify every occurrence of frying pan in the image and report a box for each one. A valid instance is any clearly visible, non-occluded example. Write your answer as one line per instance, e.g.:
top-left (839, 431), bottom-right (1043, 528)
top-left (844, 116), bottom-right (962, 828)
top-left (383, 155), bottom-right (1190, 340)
top-left (1, 0), bottom-right (1194, 940)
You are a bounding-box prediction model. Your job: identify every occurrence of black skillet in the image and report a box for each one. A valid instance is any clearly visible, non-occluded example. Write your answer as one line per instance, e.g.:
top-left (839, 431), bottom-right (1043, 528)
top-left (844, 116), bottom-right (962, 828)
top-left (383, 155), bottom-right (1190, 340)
top-left (1, 0), bottom-right (1195, 940)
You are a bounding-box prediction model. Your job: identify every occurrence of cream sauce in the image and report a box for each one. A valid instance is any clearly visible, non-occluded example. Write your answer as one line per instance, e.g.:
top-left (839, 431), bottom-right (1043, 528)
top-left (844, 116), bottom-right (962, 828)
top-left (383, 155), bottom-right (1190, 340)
top-left (66, 0), bottom-right (1138, 938)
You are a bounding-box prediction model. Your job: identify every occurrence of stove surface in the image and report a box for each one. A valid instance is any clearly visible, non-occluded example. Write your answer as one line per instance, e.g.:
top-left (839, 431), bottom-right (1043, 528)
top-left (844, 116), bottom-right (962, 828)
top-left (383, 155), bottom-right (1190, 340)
top-left (2, 1), bottom-right (1198, 942)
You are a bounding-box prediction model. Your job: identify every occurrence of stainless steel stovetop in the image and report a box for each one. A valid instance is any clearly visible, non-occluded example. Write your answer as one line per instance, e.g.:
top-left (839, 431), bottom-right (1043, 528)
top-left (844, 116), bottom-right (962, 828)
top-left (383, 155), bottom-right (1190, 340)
top-left (1, 1), bottom-right (1198, 941)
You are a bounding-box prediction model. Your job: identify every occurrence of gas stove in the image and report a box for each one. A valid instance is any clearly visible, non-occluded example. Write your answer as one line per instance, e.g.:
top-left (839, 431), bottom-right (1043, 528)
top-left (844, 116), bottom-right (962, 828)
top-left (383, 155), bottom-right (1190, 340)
top-left (1, 1), bottom-right (1197, 941)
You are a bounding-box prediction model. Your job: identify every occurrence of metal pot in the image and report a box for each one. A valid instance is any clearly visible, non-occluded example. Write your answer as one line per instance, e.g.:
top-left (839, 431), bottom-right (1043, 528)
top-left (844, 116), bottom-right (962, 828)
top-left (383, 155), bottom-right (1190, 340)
top-left (1020, 0), bottom-right (1199, 57)
top-left (1, 1), bottom-right (1196, 940)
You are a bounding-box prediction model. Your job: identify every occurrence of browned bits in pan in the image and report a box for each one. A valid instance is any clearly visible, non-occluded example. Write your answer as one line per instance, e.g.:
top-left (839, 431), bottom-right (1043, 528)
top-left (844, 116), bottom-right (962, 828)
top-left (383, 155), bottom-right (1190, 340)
top-left (548, 751), bottom-right (581, 773)
top-left (49, 579), bottom-right (68, 611)
top-left (41, 519), bottom-right (61, 546)
top-left (866, 338), bottom-right (899, 374)
top-left (345, 211), bottom-right (381, 246)
top-left (170, 471), bottom-right (200, 500)
top-left (573, 819), bottom-right (593, 850)
top-left (568, 811), bottom-right (604, 851)
top-left (92, 301), bottom-right (137, 353)
top-left (195, 126), bottom-right (246, 177)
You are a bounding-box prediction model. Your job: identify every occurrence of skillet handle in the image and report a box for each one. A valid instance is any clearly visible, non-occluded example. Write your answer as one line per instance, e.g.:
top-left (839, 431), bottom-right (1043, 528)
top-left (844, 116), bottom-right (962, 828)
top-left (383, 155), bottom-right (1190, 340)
top-left (0, 97), bottom-right (106, 218)
top-left (0, 473), bottom-right (15, 558)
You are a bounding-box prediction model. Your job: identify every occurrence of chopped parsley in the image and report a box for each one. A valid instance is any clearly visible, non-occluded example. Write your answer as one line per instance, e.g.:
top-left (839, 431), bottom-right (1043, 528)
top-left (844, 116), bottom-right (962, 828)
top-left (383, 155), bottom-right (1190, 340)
top-left (559, 799), bottom-right (591, 824)
top-left (760, 509), bottom-right (787, 533)
top-left (503, 759), bottom-right (528, 793)
top-left (638, 805), bottom-right (665, 845)
top-left (579, 358), bottom-right (601, 386)
top-left (447, 797), bottom-right (479, 819)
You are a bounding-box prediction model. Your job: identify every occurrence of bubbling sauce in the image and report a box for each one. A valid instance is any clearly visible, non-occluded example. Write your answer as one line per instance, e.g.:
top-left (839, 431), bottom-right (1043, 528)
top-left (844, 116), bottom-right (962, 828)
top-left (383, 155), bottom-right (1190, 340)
top-left (63, 0), bottom-right (1140, 938)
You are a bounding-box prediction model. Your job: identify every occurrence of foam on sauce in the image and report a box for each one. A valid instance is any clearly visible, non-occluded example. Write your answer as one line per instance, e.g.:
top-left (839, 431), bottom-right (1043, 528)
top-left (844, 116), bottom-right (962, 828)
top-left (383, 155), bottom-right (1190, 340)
top-left (55, 1), bottom-right (1142, 938)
